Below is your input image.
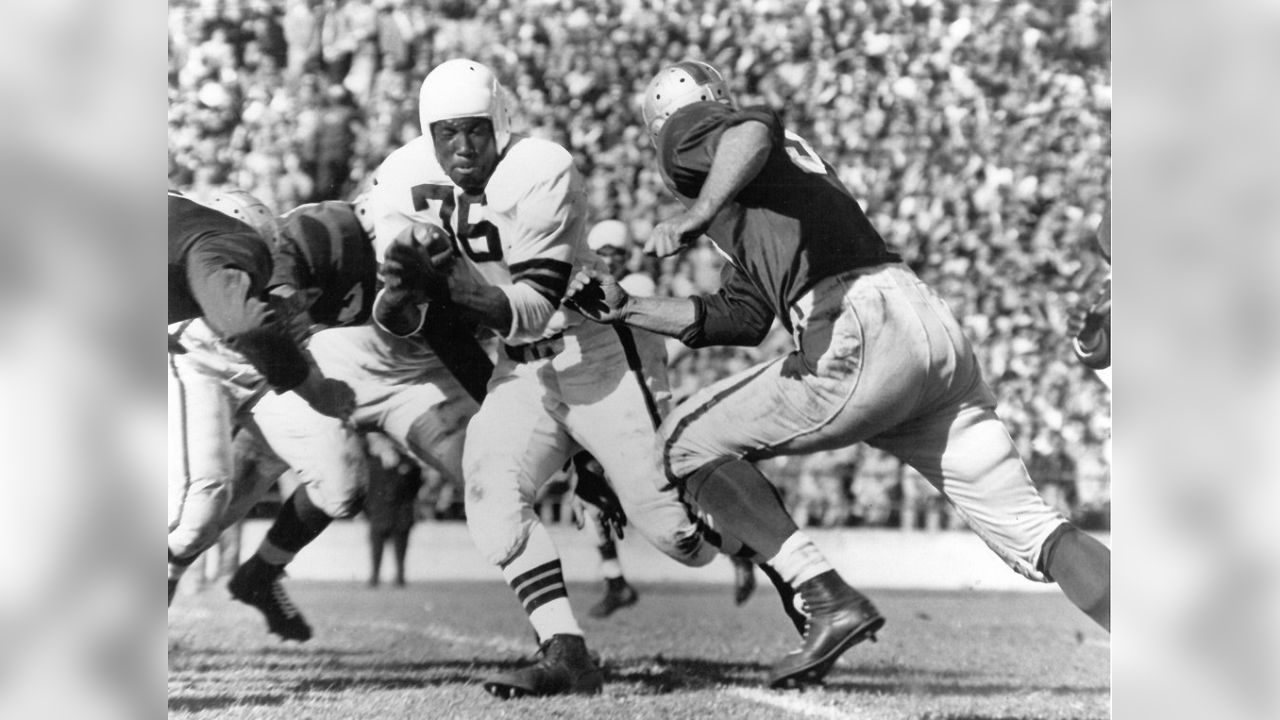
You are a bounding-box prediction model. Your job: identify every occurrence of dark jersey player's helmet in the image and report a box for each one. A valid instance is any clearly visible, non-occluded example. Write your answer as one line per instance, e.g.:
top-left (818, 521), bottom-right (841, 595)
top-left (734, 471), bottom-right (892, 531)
top-left (209, 189), bottom-right (281, 247)
top-left (642, 60), bottom-right (734, 139)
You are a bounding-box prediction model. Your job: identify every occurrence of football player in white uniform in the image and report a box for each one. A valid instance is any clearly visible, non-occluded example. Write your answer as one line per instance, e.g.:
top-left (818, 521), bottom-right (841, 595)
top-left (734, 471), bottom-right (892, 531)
top-left (367, 59), bottom-right (722, 698)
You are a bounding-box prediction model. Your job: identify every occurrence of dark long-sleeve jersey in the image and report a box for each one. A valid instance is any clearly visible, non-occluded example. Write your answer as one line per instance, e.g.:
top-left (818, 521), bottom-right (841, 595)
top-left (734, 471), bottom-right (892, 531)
top-left (656, 102), bottom-right (901, 347)
top-left (272, 201), bottom-right (379, 327)
top-left (168, 192), bottom-right (311, 390)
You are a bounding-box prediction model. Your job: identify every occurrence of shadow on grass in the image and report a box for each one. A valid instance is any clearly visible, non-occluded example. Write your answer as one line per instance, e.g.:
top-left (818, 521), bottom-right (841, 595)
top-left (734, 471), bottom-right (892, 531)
top-left (602, 655), bottom-right (1108, 699)
top-left (169, 656), bottom-right (532, 712)
top-left (168, 693), bottom-right (287, 713)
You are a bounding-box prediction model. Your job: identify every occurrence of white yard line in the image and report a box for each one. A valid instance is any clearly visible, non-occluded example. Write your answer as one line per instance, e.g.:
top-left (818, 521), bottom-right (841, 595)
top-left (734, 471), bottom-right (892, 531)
top-left (346, 606), bottom-right (529, 655)
top-left (728, 687), bottom-right (860, 719)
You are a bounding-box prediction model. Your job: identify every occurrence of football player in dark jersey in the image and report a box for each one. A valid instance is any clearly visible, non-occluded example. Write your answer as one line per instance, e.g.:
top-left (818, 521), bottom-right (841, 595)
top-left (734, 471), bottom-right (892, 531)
top-left (167, 190), bottom-right (355, 606)
top-left (568, 61), bottom-right (1110, 687)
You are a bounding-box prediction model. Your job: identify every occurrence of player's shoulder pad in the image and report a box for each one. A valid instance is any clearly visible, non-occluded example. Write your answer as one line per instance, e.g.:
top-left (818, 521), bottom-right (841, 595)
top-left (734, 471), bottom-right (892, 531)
top-left (370, 136), bottom-right (444, 202)
top-left (486, 136), bottom-right (577, 205)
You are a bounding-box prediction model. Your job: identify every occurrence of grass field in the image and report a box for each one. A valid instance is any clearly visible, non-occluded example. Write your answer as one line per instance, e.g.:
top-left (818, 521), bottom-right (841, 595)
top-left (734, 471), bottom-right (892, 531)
top-left (167, 578), bottom-right (1109, 719)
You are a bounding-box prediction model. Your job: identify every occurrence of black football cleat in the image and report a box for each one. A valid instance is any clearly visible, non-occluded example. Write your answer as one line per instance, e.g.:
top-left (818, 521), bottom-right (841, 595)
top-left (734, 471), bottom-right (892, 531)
top-left (484, 634), bottom-right (604, 699)
top-left (732, 556), bottom-right (758, 605)
top-left (766, 570), bottom-right (884, 688)
top-left (588, 581), bottom-right (638, 618)
top-left (228, 556), bottom-right (313, 642)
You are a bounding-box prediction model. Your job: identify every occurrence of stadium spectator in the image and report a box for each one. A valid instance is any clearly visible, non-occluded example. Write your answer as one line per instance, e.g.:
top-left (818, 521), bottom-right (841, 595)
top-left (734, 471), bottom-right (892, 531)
top-left (363, 431), bottom-right (423, 588)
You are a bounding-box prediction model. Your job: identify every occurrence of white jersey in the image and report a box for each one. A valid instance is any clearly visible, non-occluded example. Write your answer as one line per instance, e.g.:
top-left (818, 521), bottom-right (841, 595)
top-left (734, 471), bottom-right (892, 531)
top-left (367, 134), bottom-right (604, 345)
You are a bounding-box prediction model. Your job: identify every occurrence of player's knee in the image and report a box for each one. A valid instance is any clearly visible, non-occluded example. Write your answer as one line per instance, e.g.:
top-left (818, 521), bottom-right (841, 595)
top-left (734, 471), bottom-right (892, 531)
top-left (406, 412), bottom-right (466, 481)
top-left (314, 487), bottom-right (363, 519)
top-left (168, 519), bottom-right (222, 559)
top-left (465, 503), bottom-right (532, 566)
top-left (462, 470), bottom-right (534, 566)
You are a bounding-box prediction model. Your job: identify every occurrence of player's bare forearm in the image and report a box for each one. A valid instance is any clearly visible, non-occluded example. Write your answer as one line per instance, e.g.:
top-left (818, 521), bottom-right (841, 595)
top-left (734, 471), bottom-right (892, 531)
top-left (619, 295), bottom-right (699, 338)
top-left (566, 267), bottom-right (696, 337)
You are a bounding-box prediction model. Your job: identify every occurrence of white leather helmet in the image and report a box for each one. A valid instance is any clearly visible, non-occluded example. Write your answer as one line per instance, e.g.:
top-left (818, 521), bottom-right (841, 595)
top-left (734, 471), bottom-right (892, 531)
top-left (418, 58), bottom-right (513, 152)
top-left (642, 60), bottom-right (733, 138)
top-left (209, 189), bottom-right (281, 246)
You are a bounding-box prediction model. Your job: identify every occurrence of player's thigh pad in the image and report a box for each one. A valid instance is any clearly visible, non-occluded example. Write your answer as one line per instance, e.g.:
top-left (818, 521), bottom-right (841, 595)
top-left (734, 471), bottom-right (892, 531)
top-left (217, 425), bottom-right (290, 534)
top-left (558, 328), bottom-right (715, 568)
top-left (871, 403), bottom-right (1066, 582)
top-left (250, 389), bottom-right (368, 518)
top-left (461, 365), bottom-right (574, 566)
top-left (660, 264), bottom-right (973, 480)
top-left (380, 377), bottom-right (478, 486)
top-left (168, 353), bottom-right (235, 556)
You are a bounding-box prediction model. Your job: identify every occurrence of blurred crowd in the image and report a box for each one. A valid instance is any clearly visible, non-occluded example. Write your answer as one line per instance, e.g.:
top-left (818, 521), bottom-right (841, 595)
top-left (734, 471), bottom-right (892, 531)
top-left (168, 0), bottom-right (1111, 529)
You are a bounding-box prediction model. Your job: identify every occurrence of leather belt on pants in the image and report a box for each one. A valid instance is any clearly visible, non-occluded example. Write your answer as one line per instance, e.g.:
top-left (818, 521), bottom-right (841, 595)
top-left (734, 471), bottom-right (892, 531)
top-left (503, 333), bottom-right (565, 363)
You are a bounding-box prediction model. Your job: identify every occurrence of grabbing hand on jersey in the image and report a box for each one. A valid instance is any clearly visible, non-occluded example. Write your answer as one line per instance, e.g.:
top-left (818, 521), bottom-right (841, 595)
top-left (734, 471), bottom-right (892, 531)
top-left (564, 267), bottom-right (632, 323)
top-left (645, 211), bottom-right (710, 257)
top-left (292, 371), bottom-right (357, 421)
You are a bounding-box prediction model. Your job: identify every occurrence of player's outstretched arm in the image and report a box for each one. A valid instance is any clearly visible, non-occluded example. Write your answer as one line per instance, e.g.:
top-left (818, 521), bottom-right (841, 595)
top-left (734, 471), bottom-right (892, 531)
top-left (565, 267), bottom-right (697, 337)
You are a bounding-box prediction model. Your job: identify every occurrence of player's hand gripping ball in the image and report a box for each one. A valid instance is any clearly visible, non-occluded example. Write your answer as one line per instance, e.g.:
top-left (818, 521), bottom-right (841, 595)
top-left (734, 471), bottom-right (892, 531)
top-left (382, 224), bottom-right (455, 304)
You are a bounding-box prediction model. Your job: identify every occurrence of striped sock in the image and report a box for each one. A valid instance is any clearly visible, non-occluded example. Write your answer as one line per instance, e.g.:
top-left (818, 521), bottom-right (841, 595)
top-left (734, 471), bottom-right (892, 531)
top-left (501, 524), bottom-right (582, 642)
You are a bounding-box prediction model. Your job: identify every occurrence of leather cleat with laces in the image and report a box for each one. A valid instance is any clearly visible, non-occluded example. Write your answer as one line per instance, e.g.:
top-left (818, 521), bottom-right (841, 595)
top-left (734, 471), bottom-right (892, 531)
top-left (228, 556), bottom-right (313, 642)
top-left (766, 570), bottom-right (884, 689)
top-left (484, 634), bottom-right (604, 699)
top-left (588, 580), bottom-right (638, 618)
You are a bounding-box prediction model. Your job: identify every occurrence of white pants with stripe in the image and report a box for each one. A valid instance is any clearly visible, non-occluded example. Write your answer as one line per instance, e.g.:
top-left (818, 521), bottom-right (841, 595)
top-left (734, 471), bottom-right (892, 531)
top-left (463, 319), bottom-right (716, 569)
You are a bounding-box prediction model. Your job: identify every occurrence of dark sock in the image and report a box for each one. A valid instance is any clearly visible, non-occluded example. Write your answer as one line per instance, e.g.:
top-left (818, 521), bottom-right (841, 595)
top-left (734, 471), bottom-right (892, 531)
top-left (684, 458), bottom-right (798, 559)
top-left (1040, 523), bottom-right (1110, 631)
top-left (263, 486), bottom-right (334, 559)
top-left (605, 576), bottom-right (629, 592)
top-left (759, 562), bottom-right (807, 635)
top-left (598, 538), bottom-right (618, 562)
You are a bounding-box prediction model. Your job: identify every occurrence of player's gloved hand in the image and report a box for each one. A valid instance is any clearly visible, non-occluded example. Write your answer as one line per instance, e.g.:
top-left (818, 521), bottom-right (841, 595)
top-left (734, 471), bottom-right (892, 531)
top-left (570, 452), bottom-right (626, 539)
top-left (382, 224), bottom-right (455, 303)
top-left (644, 210), bottom-right (709, 257)
top-left (293, 372), bottom-right (356, 421)
top-left (564, 268), bottom-right (631, 324)
top-left (1069, 279), bottom-right (1110, 369)
top-left (268, 286), bottom-right (323, 345)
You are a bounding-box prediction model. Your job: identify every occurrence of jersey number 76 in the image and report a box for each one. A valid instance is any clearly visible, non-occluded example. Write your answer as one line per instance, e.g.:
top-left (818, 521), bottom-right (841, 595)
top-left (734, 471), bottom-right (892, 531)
top-left (410, 183), bottom-right (504, 263)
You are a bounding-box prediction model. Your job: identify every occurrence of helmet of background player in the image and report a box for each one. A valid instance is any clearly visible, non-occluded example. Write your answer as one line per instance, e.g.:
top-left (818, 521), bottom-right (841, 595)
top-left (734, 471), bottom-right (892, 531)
top-left (587, 219), bottom-right (631, 278)
top-left (209, 189), bottom-right (281, 246)
top-left (419, 58), bottom-right (512, 154)
top-left (642, 60), bottom-right (734, 140)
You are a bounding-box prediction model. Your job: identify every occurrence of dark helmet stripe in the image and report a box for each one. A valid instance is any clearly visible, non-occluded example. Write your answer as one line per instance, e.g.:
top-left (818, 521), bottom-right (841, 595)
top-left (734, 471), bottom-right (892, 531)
top-left (675, 60), bottom-right (716, 83)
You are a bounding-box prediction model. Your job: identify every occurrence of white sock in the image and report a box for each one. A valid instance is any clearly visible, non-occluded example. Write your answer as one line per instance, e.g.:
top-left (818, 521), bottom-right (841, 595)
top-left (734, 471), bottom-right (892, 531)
top-left (501, 523), bottom-right (582, 642)
top-left (600, 558), bottom-right (623, 579)
top-left (766, 532), bottom-right (833, 587)
top-left (256, 539), bottom-right (295, 567)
